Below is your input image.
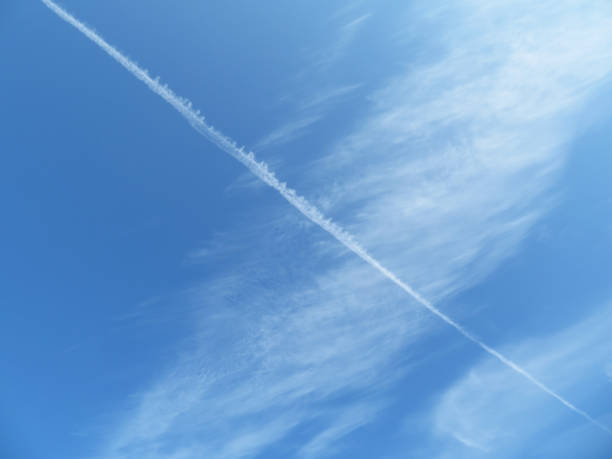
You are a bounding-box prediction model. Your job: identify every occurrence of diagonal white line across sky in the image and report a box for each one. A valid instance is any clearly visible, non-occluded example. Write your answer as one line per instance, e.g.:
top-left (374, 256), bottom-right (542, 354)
top-left (41, 0), bottom-right (612, 437)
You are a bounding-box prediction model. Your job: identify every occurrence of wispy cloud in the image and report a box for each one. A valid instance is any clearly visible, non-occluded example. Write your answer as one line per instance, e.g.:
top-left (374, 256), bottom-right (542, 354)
top-left (255, 83), bottom-right (361, 150)
top-left (297, 84), bottom-right (361, 112)
top-left (305, 0), bottom-right (612, 302)
top-left (256, 115), bottom-right (322, 150)
top-left (310, 13), bottom-right (372, 71)
top-left (95, 226), bottom-right (430, 458)
top-left (431, 303), bottom-right (612, 458)
top-left (298, 403), bottom-right (378, 458)
top-left (253, 6), bottom-right (370, 152)
top-left (42, 0), bottom-right (612, 455)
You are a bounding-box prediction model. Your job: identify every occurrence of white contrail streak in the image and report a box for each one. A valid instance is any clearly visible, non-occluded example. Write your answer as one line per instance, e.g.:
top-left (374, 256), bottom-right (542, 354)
top-left (41, 0), bottom-right (612, 436)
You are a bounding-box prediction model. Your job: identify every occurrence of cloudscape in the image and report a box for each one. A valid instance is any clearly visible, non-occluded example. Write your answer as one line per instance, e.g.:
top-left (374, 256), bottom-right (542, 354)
top-left (2, 1), bottom-right (612, 458)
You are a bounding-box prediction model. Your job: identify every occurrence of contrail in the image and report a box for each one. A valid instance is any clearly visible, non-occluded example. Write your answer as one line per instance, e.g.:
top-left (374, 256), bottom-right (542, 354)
top-left (41, 0), bottom-right (612, 436)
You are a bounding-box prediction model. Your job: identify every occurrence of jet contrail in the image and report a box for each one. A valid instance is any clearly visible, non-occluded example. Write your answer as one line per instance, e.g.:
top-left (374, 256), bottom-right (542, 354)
top-left (41, 0), bottom-right (612, 436)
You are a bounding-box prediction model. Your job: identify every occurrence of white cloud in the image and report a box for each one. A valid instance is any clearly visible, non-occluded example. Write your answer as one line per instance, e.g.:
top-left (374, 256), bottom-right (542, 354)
top-left (253, 5), bottom-right (369, 152)
top-left (310, 13), bottom-right (372, 71)
top-left (301, 0), bottom-right (612, 302)
top-left (95, 226), bottom-right (432, 458)
top-left (256, 84), bottom-right (362, 150)
top-left (256, 115), bottom-right (322, 149)
top-left (84, 0), bottom-right (612, 457)
top-left (298, 403), bottom-right (378, 458)
top-left (297, 84), bottom-right (362, 112)
top-left (431, 304), bottom-right (612, 458)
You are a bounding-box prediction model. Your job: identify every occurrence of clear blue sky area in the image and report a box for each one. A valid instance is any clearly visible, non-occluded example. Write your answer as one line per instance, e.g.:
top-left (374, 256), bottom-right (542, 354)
top-left (2, 1), bottom-right (612, 458)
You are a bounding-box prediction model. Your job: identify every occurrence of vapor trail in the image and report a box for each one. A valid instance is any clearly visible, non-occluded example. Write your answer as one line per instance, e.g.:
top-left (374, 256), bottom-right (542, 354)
top-left (41, 0), bottom-right (612, 436)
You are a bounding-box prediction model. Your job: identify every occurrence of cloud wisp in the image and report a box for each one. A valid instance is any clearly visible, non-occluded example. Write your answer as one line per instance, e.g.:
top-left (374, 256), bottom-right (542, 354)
top-left (41, 0), bottom-right (612, 437)
top-left (102, 244), bottom-right (425, 458)
top-left (432, 304), bottom-right (612, 457)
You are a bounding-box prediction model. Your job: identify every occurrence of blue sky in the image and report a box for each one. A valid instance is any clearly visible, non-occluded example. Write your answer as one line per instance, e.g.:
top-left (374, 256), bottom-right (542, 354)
top-left (2, 1), bottom-right (612, 458)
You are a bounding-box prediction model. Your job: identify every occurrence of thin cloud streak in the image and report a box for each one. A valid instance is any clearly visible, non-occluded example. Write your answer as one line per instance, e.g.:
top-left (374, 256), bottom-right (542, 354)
top-left (41, 0), bottom-right (612, 436)
top-left (256, 115), bottom-right (322, 150)
top-left (432, 304), bottom-right (612, 456)
top-left (256, 84), bottom-right (361, 150)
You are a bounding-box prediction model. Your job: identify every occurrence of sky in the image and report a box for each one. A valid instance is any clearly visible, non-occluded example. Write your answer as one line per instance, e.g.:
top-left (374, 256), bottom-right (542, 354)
top-left (2, 1), bottom-right (612, 458)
